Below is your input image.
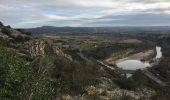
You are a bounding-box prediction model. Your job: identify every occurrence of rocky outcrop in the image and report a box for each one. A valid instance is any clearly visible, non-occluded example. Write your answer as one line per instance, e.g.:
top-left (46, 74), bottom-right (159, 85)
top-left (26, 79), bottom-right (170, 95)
top-left (60, 87), bottom-right (154, 100)
top-left (23, 39), bottom-right (72, 61)
top-left (59, 77), bottom-right (155, 100)
top-left (24, 39), bottom-right (46, 57)
top-left (0, 21), bottom-right (72, 61)
top-left (53, 46), bottom-right (72, 61)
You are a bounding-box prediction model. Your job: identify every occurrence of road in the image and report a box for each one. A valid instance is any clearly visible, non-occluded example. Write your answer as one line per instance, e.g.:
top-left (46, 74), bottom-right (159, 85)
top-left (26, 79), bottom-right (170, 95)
top-left (97, 60), bottom-right (167, 86)
top-left (78, 50), bottom-right (167, 86)
top-left (97, 60), bottom-right (115, 70)
top-left (77, 52), bottom-right (91, 62)
top-left (97, 60), bottom-right (135, 74)
top-left (142, 69), bottom-right (167, 86)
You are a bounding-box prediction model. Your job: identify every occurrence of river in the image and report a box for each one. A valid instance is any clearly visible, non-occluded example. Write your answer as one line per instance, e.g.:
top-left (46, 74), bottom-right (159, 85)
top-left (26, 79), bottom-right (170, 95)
top-left (116, 46), bottom-right (162, 70)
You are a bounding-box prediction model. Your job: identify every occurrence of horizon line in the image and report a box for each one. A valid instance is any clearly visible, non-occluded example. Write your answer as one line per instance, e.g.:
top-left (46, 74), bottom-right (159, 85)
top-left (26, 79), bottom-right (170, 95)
top-left (16, 25), bottom-right (170, 29)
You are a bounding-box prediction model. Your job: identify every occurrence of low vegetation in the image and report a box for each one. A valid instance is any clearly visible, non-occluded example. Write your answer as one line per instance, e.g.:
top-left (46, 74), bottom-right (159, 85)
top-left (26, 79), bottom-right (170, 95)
top-left (0, 44), bottom-right (102, 99)
top-left (1, 22), bottom-right (170, 99)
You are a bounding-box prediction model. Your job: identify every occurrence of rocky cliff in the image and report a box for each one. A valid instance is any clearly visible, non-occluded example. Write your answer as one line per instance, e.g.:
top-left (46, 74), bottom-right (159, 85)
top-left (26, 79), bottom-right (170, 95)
top-left (24, 39), bottom-right (72, 60)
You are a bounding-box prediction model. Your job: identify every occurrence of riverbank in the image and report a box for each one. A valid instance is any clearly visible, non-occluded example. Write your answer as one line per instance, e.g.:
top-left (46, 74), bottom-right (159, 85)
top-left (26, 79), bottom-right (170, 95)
top-left (106, 48), bottom-right (156, 64)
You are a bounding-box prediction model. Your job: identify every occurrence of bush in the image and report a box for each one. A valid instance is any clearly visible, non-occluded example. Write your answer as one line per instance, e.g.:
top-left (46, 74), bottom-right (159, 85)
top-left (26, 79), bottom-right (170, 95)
top-left (1, 27), bottom-right (11, 35)
top-left (114, 78), bottom-right (137, 90)
top-left (132, 70), bottom-right (155, 87)
top-left (14, 35), bottom-right (31, 42)
top-left (16, 29), bottom-right (32, 36)
top-left (0, 38), bottom-right (9, 46)
top-left (152, 86), bottom-right (170, 100)
top-left (0, 44), bottom-right (102, 99)
top-left (49, 55), bottom-right (101, 94)
top-left (0, 46), bottom-right (31, 99)
top-left (0, 46), bottom-right (61, 99)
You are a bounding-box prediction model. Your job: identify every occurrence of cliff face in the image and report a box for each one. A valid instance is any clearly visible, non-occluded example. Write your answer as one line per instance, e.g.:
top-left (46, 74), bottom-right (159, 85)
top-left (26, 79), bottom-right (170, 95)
top-left (25, 39), bottom-right (46, 57)
top-left (23, 39), bottom-right (72, 61)
top-left (53, 46), bottom-right (72, 61)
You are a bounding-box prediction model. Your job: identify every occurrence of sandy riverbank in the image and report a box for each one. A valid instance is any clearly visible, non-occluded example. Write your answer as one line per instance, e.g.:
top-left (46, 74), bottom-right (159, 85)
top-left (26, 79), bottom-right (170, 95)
top-left (106, 49), bottom-right (156, 64)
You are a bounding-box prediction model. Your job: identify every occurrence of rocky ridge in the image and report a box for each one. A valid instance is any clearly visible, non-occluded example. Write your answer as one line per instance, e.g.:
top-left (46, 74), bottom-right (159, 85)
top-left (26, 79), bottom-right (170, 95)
top-left (0, 21), bottom-right (72, 61)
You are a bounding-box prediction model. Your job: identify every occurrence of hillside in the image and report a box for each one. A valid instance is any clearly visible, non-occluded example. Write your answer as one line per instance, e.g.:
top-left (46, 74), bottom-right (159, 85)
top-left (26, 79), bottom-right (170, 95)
top-left (23, 26), bottom-right (170, 35)
top-left (1, 21), bottom-right (170, 99)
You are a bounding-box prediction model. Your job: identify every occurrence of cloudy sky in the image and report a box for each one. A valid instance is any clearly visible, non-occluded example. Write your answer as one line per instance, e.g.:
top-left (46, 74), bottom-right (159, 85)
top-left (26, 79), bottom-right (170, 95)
top-left (1, 0), bottom-right (170, 28)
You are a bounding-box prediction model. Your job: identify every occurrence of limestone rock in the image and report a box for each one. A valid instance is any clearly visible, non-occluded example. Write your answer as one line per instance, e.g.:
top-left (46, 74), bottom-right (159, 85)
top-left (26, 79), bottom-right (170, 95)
top-left (25, 39), bottom-right (46, 57)
top-left (62, 95), bottom-right (73, 100)
top-left (53, 46), bottom-right (72, 61)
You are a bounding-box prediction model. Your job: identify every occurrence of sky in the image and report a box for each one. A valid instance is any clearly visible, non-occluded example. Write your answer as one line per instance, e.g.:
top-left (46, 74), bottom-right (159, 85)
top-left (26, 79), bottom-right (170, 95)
top-left (0, 0), bottom-right (170, 28)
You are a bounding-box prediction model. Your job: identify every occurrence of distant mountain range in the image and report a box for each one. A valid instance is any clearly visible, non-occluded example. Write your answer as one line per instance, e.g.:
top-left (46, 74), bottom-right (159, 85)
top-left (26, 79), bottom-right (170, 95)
top-left (22, 26), bottom-right (170, 35)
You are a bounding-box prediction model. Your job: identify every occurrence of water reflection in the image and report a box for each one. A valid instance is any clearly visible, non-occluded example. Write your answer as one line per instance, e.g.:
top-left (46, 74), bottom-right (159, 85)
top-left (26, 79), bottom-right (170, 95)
top-left (117, 60), bottom-right (150, 70)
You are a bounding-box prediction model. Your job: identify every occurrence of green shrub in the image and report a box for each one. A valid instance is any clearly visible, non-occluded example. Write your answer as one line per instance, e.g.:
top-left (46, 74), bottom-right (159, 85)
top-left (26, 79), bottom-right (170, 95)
top-left (0, 46), bottom-right (31, 99)
top-left (114, 78), bottom-right (137, 90)
top-left (16, 29), bottom-right (32, 36)
top-left (1, 27), bottom-right (11, 35)
top-left (49, 55), bottom-right (101, 94)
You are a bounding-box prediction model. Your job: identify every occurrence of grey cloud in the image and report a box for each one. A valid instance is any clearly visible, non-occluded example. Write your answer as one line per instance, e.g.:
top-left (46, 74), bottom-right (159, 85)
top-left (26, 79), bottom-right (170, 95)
top-left (127, 0), bottom-right (170, 3)
top-left (0, 0), bottom-right (170, 27)
top-left (89, 13), bottom-right (170, 26)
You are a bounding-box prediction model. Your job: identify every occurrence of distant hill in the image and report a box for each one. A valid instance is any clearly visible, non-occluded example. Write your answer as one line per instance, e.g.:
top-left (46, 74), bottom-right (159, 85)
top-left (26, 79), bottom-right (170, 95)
top-left (22, 26), bottom-right (170, 35)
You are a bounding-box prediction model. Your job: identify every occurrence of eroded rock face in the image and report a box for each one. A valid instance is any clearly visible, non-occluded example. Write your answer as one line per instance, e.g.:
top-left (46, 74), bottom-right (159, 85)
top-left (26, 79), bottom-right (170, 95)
top-left (53, 46), bottom-right (73, 61)
top-left (62, 95), bottom-right (73, 100)
top-left (24, 39), bottom-right (73, 61)
top-left (0, 21), bottom-right (72, 61)
top-left (33, 39), bottom-right (46, 56)
top-left (25, 39), bottom-right (46, 57)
